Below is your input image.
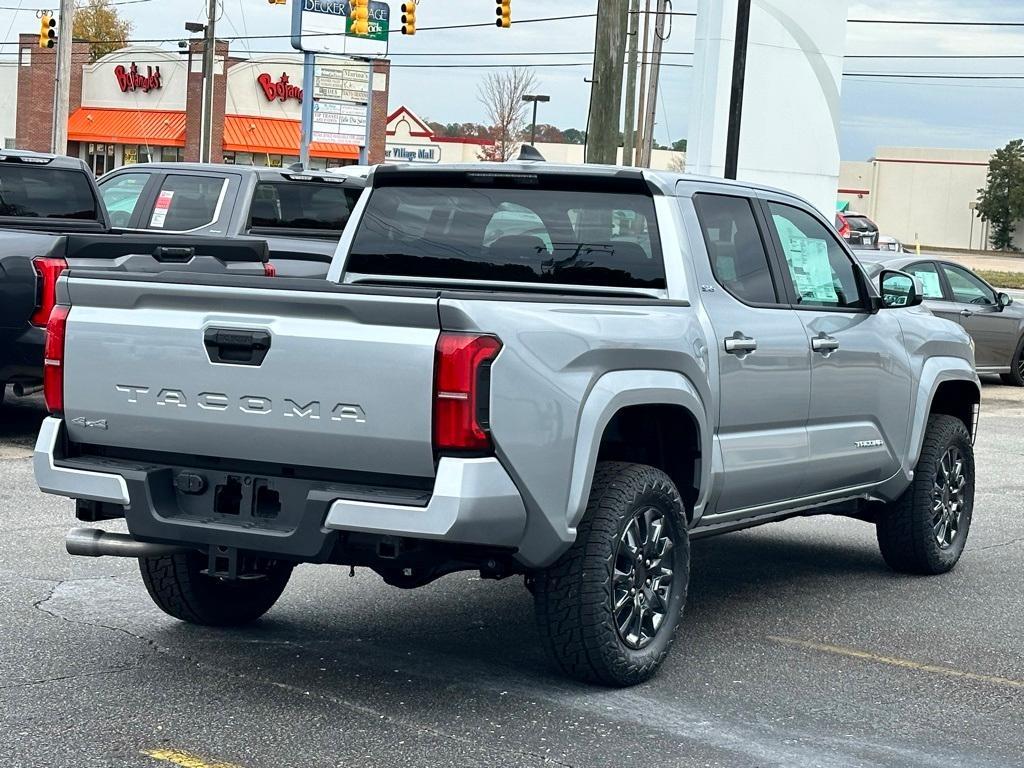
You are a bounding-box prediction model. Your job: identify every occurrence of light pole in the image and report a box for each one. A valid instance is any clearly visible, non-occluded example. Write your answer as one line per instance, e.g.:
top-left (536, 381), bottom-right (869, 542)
top-left (522, 94), bottom-right (550, 146)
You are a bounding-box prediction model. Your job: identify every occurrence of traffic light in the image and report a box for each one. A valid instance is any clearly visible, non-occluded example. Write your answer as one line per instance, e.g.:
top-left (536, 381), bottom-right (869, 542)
top-left (350, 0), bottom-right (370, 35)
top-left (267, 0), bottom-right (286, 4)
top-left (38, 12), bottom-right (56, 49)
top-left (401, 2), bottom-right (416, 35)
top-left (495, 0), bottom-right (511, 28)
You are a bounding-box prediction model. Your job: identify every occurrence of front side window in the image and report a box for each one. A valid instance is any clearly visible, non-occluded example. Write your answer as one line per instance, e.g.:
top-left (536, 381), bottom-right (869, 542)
top-left (693, 193), bottom-right (777, 305)
top-left (148, 174), bottom-right (227, 231)
top-left (905, 262), bottom-right (945, 300)
top-left (769, 202), bottom-right (865, 309)
top-left (99, 172), bottom-right (149, 227)
top-left (942, 264), bottom-right (994, 305)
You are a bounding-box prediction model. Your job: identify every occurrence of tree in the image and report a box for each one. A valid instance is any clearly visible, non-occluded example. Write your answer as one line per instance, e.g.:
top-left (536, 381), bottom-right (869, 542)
top-left (562, 128), bottom-right (587, 145)
top-left (73, 0), bottom-right (133, 61)
top-left (977, 139), bottom-right (1024, 251)
top-left (667, 155), bottom-right (686, 172)
top-left (476, 67), bottom-right (538, 162)
top-left (524, 124), bottom-right (564, 144)
top-left (671, 138), bottom-right (688, 153)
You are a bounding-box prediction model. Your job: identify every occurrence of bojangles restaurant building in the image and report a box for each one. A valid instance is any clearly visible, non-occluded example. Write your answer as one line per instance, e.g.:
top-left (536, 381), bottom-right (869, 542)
top-left (15, 35), bottom-right (391, 174)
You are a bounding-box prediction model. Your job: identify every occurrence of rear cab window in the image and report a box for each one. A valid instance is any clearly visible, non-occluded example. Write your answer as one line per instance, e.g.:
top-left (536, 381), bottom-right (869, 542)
top-left (248, 180), bottom-right (361, 236)
top-left (347, 172), bottom-right (666, 290)
top-left (0, 164), bottom-right (99, 221)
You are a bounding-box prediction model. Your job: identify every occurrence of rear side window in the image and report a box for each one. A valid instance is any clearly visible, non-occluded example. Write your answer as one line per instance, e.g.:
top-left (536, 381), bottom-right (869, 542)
top-left (249, 181), bottom-right (361, 233)
top-left (148, 174), bottom-right (227, 231)
top-left (347, 183), bottom-right (665, 289)
top-left (693, 193), bottom-right (778, 305)
top-left (0, 166), bottom-right (98, 220)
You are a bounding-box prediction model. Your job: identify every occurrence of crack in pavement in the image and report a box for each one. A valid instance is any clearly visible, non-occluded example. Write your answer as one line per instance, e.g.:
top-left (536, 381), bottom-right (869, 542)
top-left (969, 537), bottom-right (1024, 552)
top-left (0, 666), bottom-right (142, 691)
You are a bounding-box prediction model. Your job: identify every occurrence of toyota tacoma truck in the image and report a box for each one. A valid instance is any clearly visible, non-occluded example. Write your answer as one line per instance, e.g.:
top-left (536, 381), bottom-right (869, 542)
top-left (0, 150), bottom-right (273, 407)
top-left (34, 163), bottom-right (981, 686)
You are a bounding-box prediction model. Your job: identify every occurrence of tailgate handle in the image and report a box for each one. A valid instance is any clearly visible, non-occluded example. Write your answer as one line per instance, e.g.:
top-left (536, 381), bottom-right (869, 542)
top-left (153, 246), bottom-right (195, 263)
top-left (204, 328), bottom-right (271, 366)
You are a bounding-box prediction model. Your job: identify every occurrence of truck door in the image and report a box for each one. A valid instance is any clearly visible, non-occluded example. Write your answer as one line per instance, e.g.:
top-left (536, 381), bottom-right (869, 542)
top-left (690, 192), bottom-right (811, 515)
top-left (761, 198), bottom-right (910, 495)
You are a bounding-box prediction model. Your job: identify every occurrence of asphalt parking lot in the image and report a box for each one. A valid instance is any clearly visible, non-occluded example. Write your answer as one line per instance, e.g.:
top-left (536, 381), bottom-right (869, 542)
top-left (1, 386), bottom-right (1022, 768)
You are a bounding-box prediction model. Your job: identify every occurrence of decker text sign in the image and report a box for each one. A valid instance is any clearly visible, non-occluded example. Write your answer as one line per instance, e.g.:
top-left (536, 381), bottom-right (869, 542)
top-left (291, 0), bottom-right (390, 57)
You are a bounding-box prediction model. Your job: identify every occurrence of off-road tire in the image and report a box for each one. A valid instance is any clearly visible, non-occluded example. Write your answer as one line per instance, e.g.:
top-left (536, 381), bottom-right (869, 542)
top-left (139, 551), bottom-right (293, 626)
top-left (999, 337), bottom-right (1024, 386)
top-left (876, 415), bottom-right (974, 575)
top-left (533, 461), bottom-right (690, 687)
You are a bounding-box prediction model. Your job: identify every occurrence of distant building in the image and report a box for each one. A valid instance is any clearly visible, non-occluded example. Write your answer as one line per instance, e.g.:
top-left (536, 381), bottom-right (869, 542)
top-left (385, 106), bottom-right (686, 171)
top-left (14, 36), bottom-right (391, 173)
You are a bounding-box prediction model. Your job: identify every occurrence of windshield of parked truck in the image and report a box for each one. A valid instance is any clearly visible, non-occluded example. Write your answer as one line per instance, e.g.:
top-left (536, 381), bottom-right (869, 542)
top-left (347, 179), bottom-right (665, 289)
top-left (0, 166), bottom-right (98, 220)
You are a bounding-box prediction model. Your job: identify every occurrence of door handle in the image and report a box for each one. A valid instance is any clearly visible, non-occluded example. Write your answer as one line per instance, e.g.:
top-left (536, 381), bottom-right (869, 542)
top-left (960, 309), bottom-right (973, 318)
top-left (724, 334), bottom-right (758, 355)
top-left (204, 328), bottom-right (272, 366)
top-left (811, 334), bottom-right (840, 354)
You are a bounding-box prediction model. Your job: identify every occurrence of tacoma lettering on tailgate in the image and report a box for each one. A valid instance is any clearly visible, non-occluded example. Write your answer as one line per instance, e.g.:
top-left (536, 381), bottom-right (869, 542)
top-left (113, 385), bottom-right (366, 423)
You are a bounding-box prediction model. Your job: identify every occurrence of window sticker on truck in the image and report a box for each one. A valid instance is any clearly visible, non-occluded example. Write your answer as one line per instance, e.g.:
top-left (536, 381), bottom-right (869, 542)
top-left (150, 190), bottom-right (174, 228)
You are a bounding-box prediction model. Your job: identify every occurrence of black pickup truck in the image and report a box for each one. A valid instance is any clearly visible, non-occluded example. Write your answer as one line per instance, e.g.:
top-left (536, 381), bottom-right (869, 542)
top-left (0, 150), bottom-right (272, 405)
top-left (96, 163), bottom-right (363, 278)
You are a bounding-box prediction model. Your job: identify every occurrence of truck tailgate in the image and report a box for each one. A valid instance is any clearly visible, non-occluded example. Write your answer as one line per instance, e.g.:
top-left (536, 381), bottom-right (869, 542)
top-left (61, 274), bottom-right (440, 478)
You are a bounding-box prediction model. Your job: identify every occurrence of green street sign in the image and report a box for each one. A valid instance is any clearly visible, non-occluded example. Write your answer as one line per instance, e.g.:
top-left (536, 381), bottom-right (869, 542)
top-left (347, 0), bottom-right (389, 42)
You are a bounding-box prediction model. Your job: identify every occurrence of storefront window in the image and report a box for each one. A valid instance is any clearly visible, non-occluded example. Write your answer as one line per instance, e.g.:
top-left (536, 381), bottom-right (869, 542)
top-left (86, 142), bottom-right (115, 176)
top-left (161, 147), bottom-right (182, 163)
top-left (123, 145), bottom-right (155, 165)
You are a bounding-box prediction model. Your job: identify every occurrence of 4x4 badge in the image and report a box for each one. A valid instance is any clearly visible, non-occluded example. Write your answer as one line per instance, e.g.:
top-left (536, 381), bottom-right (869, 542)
top-left (70, 417), bottom-right (108, 430)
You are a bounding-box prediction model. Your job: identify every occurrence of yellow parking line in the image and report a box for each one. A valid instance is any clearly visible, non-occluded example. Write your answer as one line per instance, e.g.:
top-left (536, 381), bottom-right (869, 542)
top-left (142, 748), bottom-right (242, 768)
top-left (768, 635), bottom-right (1024, 690)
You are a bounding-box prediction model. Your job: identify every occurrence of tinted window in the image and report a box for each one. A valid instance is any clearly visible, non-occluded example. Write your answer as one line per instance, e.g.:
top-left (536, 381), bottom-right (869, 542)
top-left (0, 166), bottom-right (98, 220)
top-left (846, 215), bottom-right (875, 232)
top-left (249, 181), bottom-right (361, 233)
top-left (943, 264), bottom-right (994, 305)
top-left (348, 185), bottom-right (665, 289)
top-left (693, 194), bottom-right (777, 305)
top-left (99, 172), bottom-right (149, 227)
top-left (769, 202), bottom-right (866, 309)
top-left (905, 261), bottom-right (944, 299)
top-left (148, 174), bottom-right (227, 230)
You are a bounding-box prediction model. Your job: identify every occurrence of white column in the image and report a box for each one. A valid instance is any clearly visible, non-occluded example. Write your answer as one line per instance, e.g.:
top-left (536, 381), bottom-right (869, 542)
top-left (687, 0), bottom-right (850, 216)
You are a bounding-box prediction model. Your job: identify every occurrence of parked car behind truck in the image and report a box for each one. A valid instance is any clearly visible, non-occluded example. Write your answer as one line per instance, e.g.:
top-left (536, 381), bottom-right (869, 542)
top-left (97, 163), bottom-right (364, 278)
top-left (36, 163), bottom-right (980, 686)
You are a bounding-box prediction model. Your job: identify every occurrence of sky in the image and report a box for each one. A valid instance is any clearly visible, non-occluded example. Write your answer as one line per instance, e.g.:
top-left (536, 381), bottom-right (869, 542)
top-left (0, 0), bottom-right (1021, 159)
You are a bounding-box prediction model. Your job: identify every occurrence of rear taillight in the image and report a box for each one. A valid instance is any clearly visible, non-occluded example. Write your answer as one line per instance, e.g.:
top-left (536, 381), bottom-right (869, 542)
top-left (43, 304), bottom-right (69, 414)
top-left (263, 261), bottom-right (277, 277)
top-left (433, 332), bottom-right (502, 453)
top-left (31, 256), bottom-right (68, 327)
top-left (835, 213), bottom-right (851, 239)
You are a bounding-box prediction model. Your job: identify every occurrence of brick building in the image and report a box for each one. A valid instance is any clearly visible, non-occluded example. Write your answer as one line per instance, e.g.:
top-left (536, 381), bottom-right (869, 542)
top-left (14, 35), bottom-right (390, 174)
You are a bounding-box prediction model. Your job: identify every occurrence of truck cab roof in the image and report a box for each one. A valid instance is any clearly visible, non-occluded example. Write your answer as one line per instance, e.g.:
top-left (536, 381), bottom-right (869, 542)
top-left (0, 149), bottom-right (92, 172)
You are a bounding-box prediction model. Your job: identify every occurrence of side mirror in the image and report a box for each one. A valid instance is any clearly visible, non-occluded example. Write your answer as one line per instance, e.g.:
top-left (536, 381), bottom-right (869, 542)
top-left (998, 292), bottom-right (1013, 310)
top-left (878, 269), bottom-right (924, 309)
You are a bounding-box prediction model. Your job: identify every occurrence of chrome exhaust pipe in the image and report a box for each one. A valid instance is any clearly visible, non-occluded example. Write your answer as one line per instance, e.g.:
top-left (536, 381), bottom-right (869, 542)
top-left (65, 528), bottom-right (192, 558)
top-left (13, 383), bottom-right (43, 397)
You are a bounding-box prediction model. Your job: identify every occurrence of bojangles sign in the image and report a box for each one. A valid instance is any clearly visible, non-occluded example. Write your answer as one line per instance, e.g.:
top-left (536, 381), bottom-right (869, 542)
top-left (257, 72), bottom-right (303, 104)
top-left (114, 62), bottom-right (162, 93)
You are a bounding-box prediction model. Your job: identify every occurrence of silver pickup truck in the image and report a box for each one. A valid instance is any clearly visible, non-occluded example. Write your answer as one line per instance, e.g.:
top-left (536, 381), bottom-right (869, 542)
top-left (34, 163), bottom-right (981, 686)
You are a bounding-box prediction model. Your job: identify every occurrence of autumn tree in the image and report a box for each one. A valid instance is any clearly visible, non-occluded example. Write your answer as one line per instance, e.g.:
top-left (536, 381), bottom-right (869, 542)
top-left (74, 0), bottom-right (133, 61)
top-left (476, 67), bottom-right (537, 162)
top-left (977, 139), bottom-right (1024, 251)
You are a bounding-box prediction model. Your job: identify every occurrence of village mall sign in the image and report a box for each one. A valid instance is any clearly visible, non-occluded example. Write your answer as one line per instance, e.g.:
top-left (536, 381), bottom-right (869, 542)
top-left (114, 62), bottom-right (162, 93)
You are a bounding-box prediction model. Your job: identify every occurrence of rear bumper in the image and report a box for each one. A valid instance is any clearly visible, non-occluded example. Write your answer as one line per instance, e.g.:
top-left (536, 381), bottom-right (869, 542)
top-left (34, 417), bottom-right (528, 562)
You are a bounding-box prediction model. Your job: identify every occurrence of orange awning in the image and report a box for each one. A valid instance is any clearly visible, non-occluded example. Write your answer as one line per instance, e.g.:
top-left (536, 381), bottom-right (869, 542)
top-left (224, 115), bottom-right (360, 160)
top-left (68, 108), bottom-right (186, 146)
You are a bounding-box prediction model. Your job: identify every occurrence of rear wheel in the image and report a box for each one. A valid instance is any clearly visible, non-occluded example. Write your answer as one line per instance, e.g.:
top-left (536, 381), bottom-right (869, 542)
top-left (533, 462), bottom-right (690, 687)
top-left (999, 337), bottom-right (1024, 386)
top-left (139, 551), bottom-right (293, 626)
top-left (876, 415), bottom-right (974, 575)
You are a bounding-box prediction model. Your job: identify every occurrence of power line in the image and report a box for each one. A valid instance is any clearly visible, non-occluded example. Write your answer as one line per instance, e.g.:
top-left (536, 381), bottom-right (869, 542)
top-left (848, 17), bottom-right (1024, 27)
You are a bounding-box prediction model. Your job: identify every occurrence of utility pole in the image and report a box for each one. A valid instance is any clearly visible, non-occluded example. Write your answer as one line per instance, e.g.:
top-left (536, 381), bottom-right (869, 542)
top-left (621, 0), bottom-right (640, 166)
top-left (638, 0), bottom-right (667, 168)
top-left (633, 0), bottom-right (652, 166)
top-left (200, 0), bottom-right (217, 163)
top-left (724, 0), bottom-right (752, 179)
top-left (585, 0), bottom-right (628, 165)
top-left (51, 0), bottom-right (74, 155)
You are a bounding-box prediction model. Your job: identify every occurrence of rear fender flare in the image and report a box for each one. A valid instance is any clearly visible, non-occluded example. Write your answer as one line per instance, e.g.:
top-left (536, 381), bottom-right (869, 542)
top-left (565, 370), bottom-right (710, 532)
